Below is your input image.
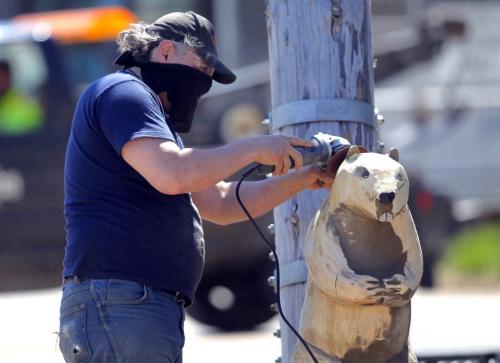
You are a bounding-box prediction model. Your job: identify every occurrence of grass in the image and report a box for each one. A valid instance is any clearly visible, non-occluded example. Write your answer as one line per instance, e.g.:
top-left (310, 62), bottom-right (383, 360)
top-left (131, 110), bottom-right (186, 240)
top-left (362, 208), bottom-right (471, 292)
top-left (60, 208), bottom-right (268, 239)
top-left (440, 221), bottom-right (500, 279)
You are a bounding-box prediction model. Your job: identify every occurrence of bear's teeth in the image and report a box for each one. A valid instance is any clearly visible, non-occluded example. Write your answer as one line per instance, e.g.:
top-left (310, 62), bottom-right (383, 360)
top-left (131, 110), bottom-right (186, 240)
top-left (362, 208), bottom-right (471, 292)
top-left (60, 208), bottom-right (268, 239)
top-left (379, 213), bottom-right (393, 222)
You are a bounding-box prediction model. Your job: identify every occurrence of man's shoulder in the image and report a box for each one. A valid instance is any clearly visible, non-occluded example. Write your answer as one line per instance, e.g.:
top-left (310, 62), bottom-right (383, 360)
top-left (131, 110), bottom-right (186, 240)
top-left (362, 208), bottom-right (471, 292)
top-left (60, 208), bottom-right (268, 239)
top-left (90, 71), bottom-right (152, 98)
top-left (74, 71), bottom-right (163, 128)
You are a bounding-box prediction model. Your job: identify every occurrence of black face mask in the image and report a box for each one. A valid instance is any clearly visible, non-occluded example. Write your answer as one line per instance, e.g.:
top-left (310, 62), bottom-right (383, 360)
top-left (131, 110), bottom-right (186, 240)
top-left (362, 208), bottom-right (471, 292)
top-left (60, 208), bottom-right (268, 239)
top-left (139, 62), bottom-right (212, 133)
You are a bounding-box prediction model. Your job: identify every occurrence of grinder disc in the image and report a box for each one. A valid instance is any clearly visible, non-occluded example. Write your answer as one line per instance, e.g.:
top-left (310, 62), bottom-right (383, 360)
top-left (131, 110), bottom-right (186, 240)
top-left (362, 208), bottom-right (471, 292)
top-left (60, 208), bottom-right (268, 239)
top-left (326, 145), bottom-right (368, 177)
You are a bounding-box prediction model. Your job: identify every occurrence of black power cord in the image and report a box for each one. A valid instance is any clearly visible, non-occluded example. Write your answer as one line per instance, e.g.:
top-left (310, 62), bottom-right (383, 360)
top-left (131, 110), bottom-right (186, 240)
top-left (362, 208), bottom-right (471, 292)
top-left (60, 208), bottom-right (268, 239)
top-left (236, 166), bottom-right (319, 363)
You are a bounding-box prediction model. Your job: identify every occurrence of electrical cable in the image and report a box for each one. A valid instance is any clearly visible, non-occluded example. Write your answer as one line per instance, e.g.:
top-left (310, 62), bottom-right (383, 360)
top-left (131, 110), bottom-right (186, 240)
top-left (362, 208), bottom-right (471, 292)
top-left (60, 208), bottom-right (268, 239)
top-left (236, 166), bottom-right (319, 363)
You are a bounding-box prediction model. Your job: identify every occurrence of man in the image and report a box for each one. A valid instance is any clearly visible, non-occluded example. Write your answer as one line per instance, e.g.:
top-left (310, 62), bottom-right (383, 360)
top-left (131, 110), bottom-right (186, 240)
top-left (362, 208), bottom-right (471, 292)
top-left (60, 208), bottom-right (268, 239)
top-left (0, 60), bottom-right (43, 135)
top-left (59, 11), bottom-right (334, 363)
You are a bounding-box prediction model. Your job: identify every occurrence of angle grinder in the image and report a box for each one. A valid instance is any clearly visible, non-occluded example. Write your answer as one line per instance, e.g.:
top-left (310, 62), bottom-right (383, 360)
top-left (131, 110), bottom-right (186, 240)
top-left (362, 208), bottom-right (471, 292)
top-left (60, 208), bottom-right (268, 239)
top-left (256, 132), bottom-right (367, 177)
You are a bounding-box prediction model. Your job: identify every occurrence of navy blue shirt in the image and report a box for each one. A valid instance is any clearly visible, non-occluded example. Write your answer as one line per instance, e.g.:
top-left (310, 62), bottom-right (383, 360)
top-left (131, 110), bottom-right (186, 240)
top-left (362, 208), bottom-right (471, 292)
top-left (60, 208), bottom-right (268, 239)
top-left (63, 70), bottom-right (204, 303)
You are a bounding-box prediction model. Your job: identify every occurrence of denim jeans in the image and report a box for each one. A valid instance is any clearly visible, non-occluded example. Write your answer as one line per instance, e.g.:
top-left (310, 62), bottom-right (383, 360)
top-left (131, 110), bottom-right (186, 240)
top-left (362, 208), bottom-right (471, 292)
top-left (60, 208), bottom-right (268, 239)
top-left (58, 278), bottom-right (185, 363)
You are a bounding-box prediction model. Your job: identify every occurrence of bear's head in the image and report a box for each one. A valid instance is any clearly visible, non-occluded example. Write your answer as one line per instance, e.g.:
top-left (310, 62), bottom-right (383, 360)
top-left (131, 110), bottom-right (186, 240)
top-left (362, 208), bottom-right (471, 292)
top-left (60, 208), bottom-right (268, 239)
top-left (330, 147), bottom-right (409, 222)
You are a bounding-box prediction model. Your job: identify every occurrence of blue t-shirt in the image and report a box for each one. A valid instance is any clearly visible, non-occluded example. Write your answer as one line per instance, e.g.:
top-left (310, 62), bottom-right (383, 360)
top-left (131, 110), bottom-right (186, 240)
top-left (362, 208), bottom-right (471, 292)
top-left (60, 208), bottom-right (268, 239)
top-left (63, 70), bottom-right (204, 303)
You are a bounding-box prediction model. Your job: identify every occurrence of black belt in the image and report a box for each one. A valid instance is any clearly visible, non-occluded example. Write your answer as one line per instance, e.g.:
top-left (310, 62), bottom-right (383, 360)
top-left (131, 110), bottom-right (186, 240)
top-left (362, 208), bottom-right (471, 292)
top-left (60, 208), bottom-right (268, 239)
top-left (63, 276), bottom-right (187, 304)
top-left (158, 288), bottom-right (188, 304)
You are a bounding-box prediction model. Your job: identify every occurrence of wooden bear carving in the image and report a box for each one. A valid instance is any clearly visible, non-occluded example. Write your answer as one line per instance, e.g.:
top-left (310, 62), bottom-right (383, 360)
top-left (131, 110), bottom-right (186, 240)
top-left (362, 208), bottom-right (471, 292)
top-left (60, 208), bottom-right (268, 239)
top-left (291, 147), bottom-right (423, 363)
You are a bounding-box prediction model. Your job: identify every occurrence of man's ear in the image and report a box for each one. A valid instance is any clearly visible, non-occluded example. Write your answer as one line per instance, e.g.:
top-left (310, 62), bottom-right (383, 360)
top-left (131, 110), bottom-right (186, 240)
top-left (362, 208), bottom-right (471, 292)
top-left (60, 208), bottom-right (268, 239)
top-left (152, 40), bottom-right (174, 63)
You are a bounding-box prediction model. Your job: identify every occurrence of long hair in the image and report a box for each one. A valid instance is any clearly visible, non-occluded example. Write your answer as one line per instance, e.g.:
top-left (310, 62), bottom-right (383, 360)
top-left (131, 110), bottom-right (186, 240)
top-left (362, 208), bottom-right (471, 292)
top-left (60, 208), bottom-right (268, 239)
top-left (117, 22), bottom-right (204, 62)
top-left (116, 23), bottom-right (163, 63)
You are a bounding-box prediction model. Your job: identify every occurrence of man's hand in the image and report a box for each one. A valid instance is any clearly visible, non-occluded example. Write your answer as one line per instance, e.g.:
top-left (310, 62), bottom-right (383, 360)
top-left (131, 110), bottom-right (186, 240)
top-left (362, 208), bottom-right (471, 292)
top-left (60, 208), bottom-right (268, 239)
top-left (244, 135), bottom-right (334, 189)
top-left (191, 140), bottom-right (334, 225)
top-left (248, 135), bottom-right (313, 176)
top-left (293, 165), bottom-right (335, 190)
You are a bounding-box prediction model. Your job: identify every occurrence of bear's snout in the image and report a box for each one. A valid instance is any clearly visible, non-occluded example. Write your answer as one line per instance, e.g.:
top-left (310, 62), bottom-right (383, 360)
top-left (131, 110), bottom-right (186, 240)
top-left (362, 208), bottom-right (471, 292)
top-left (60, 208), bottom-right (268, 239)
top-left (378, 192), bottom-right (396, 205)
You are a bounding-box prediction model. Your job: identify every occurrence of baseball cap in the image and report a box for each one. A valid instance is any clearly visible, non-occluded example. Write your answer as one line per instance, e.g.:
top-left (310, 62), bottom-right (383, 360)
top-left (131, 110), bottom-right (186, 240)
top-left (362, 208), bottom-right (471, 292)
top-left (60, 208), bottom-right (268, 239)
top-left (147, 11), bottom-right (236, 84)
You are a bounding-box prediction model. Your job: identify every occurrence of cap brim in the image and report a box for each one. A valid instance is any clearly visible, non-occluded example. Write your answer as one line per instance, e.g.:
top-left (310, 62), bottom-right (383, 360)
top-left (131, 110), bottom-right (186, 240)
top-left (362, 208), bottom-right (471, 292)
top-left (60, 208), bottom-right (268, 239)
top-left (198, 50), bottom-right (236, 84)
top-left (212, 58), bottom-right (237, 84)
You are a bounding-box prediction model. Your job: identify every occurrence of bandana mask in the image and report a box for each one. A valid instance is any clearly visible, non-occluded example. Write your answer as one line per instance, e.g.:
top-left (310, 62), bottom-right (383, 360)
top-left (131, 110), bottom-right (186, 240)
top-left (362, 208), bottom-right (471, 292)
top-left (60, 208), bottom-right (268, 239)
top-left (116, 51), bottom-right (213, 133)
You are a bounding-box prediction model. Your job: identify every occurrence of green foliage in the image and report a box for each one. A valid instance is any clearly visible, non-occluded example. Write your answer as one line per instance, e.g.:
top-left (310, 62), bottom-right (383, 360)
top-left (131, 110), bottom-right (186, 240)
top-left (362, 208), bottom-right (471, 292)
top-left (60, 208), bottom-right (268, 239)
top-left (441, 222), bottom-right (500, 277)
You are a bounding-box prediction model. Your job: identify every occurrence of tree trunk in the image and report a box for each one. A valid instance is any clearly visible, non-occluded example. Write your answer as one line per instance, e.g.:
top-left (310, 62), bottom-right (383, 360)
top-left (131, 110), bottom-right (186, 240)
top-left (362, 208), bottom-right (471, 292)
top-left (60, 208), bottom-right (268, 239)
top-left (265, 1), bottom-right (375, 362)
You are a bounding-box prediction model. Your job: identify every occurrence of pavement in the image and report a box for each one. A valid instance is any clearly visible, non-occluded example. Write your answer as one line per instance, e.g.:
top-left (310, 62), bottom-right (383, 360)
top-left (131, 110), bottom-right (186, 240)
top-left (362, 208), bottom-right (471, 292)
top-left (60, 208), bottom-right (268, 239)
top-left (1, 288), bottom-right (499, 362)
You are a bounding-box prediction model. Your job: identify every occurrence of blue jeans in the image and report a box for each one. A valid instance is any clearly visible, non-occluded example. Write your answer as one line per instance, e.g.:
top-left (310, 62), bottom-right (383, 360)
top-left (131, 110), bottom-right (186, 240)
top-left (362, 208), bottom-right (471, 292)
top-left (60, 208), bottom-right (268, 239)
top-left (58, 278), bottom-right (185, 363)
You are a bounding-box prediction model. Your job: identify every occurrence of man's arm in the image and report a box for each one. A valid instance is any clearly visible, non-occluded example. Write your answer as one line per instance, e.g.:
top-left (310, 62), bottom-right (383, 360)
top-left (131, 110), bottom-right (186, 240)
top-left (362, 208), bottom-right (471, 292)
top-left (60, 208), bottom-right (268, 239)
top-left (121, 135), bottom-right (311, 195)
top-left (192, 166), bottom-right (334, 225)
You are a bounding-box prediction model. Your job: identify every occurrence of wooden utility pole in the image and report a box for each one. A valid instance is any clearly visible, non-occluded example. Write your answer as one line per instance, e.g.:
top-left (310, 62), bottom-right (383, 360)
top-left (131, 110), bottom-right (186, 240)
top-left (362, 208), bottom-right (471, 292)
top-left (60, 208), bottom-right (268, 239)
top-left (265, 1), bottom-right (375, 362)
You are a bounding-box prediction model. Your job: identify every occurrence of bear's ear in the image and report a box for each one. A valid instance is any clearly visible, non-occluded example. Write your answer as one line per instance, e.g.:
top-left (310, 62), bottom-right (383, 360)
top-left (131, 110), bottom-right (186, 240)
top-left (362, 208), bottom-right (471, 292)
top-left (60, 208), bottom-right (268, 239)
top-left (346, 146), bottom-right (361, 162)
top-left (388, 148), bottom-right (399, 162)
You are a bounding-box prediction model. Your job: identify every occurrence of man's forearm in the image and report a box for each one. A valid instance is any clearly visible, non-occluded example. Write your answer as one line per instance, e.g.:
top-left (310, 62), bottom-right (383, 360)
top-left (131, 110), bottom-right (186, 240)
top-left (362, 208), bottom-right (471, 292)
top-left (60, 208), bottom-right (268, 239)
top-left (216, 172), bottom-right (307, 225)
top-left (169, 140), bottom-right (256, 194)
top-left (123, 135), bottom-right (312, 196)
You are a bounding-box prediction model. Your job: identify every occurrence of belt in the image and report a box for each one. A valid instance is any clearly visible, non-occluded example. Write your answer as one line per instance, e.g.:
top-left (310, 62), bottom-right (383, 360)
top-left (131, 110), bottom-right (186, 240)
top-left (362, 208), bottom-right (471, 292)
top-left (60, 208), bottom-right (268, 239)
top-left (158, 288), bottom-right (188, 304)
top-left (63, 276), bottom-right (187, 304)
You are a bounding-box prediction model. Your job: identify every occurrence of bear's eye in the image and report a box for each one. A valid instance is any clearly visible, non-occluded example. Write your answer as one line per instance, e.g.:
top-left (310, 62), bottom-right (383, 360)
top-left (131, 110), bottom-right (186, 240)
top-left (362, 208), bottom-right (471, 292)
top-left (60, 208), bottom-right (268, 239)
top-left (396, 173), bottom-right (404, 182)
top-left (356, 167), bottom-right (370, 179)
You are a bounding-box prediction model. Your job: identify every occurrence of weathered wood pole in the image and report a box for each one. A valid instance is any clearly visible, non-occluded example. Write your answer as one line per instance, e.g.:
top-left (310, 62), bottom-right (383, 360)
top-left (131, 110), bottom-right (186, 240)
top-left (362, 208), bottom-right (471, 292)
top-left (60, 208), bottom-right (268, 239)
top-left (265, 1), bottom-right (375, 362)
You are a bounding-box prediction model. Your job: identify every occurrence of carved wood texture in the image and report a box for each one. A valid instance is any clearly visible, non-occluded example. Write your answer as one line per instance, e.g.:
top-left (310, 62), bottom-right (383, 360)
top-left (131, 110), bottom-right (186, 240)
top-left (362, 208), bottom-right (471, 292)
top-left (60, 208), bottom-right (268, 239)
top-left (265, 1), bottom-right (375, 362)
top-left (294, 151), bottom-right (422, 363)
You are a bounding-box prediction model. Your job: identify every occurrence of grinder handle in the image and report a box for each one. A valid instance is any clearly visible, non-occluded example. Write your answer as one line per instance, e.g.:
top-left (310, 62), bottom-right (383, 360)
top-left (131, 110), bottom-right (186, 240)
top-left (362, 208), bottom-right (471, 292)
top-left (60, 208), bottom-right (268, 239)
top-left (256, 146), bottom-right (323, 175)
top-left (256, 161), bottom-right (295, 175)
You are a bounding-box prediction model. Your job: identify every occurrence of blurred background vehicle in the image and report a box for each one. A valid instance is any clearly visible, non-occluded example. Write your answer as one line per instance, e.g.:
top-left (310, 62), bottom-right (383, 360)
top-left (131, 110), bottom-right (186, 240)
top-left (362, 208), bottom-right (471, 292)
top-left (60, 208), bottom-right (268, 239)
top-left (0, 4), bottom-right (276, 331)
top-left (0, 7), bottom-right (127, 295)
top-left (378, 1), bottom-right (500, 224)
top-left (0, 6), bottom-right (136, 292)
top-left (1, 1), bottom-right (499, 344)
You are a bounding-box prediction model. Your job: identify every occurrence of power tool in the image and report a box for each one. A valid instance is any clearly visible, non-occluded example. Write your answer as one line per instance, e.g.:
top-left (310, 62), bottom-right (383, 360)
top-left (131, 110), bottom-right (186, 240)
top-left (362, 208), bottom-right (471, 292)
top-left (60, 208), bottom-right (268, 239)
top-left (238, 133), bottom-right (367, 363)
top-left (256, 132), bottom-right (367, 177)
